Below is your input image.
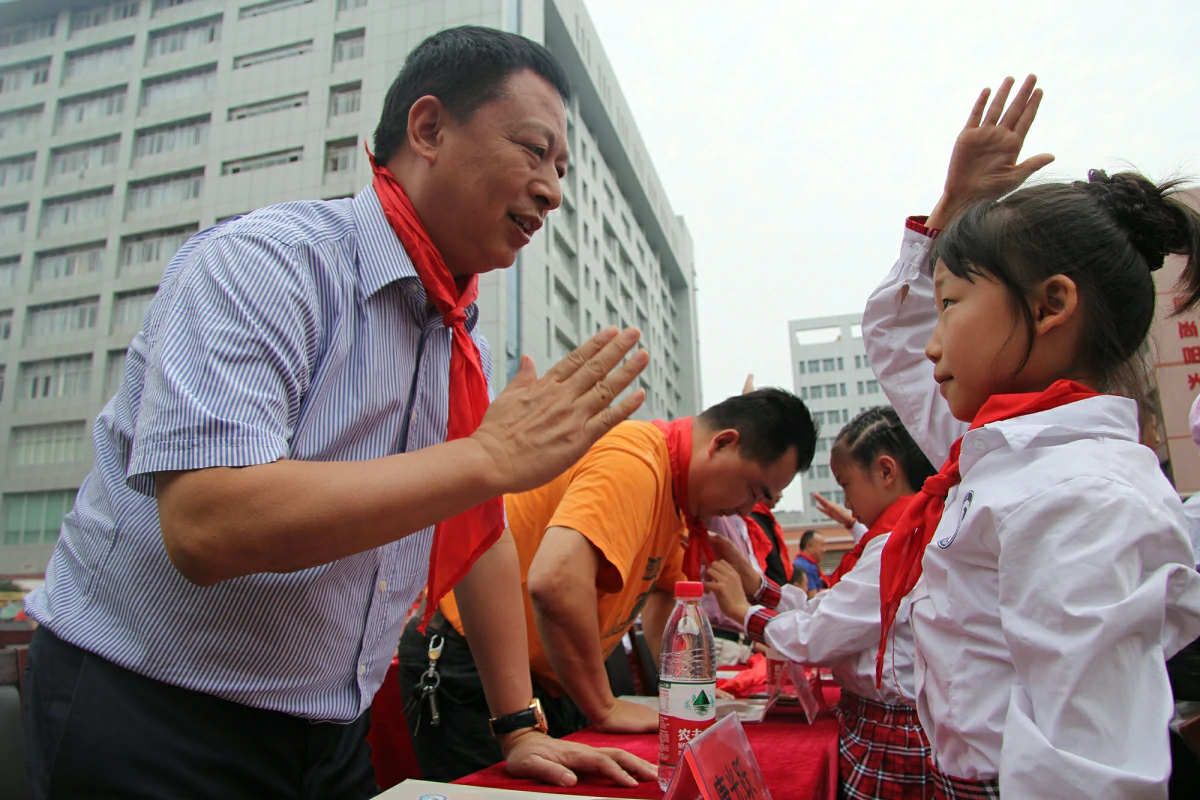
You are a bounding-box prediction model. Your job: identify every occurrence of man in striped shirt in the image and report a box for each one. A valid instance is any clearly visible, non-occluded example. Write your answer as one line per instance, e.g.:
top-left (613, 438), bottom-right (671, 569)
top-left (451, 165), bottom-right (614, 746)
top-left (22, 26), bottom-right (654, 799)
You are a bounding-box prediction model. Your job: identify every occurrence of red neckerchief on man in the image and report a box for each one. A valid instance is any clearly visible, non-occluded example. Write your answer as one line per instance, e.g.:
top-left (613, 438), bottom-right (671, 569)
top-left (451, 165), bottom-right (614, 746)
top-left (651, 418), bottom-right (715, 581)
top-left (368, 147), bottom-right (505, 631)
top-left (747, 501), bottom-right (793, 583)
top-left (875, 380), bottom-right (1100, 684)
top-left (794, 550), bottom-right (830, 587)
top-left (827, 494), bottom-right (913, 588)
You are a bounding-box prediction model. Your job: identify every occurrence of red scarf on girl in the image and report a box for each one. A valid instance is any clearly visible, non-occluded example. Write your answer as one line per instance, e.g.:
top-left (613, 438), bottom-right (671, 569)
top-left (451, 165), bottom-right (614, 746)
top-left (875, 380), bottom-right (1099, 684)
top-left (652, 418), bottom-right (715, 580)
top-left (369, 150), bottom-right (505, 631)
top-left (827, 494), bottom-right (913, 588)
top-left (746, 502), bottom-right (793, 583)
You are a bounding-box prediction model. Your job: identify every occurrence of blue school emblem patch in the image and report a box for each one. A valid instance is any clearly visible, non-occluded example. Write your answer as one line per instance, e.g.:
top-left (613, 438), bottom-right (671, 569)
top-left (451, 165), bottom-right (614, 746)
top-left (937, 490), bottom-right (973, 549)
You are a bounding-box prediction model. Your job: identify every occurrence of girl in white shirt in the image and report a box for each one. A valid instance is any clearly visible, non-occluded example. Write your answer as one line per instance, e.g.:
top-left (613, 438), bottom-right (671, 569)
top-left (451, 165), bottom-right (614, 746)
top-left (863, 75), bottom-right (1200, 799)
top-left (706, 405), bottom-right (936, 799)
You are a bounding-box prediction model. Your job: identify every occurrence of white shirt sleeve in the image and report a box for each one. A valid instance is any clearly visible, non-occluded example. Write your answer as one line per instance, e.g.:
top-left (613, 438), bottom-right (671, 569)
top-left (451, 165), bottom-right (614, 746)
top-left (861, 223), bottom-right (967, 467)
top-left (849, 521), bottom-right (869, 544)
top-left (995, 477), bottom-right (1200, 798)
top-left (754, 537), bottom-right (888, 666)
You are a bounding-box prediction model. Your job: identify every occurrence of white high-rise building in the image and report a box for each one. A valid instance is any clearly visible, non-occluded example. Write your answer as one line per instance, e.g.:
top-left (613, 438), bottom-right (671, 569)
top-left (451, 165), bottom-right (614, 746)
top-left (788, 312), bottom-right (886, 525)
top-left (0, 0), bottom-right (701, 578)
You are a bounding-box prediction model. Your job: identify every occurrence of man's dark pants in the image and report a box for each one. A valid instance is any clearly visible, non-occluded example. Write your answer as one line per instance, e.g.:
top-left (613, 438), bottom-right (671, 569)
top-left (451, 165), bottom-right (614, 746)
top-left (23, 626), bottom-right (377, 800)
top-left (398, 616), bottom-right (590, 781)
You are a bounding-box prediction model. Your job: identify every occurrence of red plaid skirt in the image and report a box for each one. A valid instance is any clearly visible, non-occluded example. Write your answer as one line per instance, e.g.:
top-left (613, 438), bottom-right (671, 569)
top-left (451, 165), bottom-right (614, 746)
top-left (928, 760), bottom-right (1000, 799)
top-left (835, 691), bottom-right (933, 799)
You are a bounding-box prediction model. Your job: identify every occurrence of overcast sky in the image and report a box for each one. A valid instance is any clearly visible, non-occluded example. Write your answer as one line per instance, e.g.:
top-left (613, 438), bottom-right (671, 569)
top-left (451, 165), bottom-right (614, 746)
top-left (585, 0), bottom-right (1200, 511)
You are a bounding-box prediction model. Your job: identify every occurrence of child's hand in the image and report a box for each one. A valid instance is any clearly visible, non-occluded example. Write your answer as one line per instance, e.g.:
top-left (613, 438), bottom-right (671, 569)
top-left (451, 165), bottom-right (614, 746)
top-left (811, 492), bottom-right (856, 529)
top-left (709, 535), bottom-right (761, 597)
top-left (704, 560), bottom-right (752, 623)
top-left (928, 74), bottom-right (1055, 228)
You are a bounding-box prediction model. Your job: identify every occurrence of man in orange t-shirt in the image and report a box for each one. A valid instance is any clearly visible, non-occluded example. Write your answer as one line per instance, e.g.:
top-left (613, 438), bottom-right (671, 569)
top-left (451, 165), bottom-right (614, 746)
top-left (398, 389), bottom-right (817, 781)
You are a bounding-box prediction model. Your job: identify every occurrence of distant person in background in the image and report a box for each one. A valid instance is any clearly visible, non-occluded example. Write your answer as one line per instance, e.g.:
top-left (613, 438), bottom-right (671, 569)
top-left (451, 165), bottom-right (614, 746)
top-left (792, 530), bottom-right (829, 597)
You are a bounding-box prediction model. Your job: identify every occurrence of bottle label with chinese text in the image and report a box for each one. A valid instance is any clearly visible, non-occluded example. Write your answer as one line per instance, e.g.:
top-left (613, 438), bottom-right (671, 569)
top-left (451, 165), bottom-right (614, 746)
top-left (658, 678), bottom-right (716, 769)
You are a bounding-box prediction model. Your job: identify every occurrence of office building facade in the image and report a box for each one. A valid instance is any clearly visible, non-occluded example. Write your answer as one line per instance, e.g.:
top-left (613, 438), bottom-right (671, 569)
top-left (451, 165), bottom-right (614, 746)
top-left (0, 0), bottom-right (700, 577)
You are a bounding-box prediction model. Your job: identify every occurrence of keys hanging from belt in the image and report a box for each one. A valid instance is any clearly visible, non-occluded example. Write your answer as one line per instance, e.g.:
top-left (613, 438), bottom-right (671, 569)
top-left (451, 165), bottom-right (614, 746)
top-left (408, 634), bottom-right (443, 729)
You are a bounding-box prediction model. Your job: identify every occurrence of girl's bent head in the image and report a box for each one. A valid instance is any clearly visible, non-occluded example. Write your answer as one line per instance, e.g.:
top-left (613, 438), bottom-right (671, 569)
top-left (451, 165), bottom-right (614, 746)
top-left (830, 406), bottom-right (935, 528)
top-left (928, 170), bottom-right (1200, 419)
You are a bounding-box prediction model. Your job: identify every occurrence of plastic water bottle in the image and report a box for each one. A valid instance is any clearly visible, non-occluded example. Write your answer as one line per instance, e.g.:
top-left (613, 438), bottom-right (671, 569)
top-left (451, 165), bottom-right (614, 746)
top-left (657, 580), bottom-right (716, 790)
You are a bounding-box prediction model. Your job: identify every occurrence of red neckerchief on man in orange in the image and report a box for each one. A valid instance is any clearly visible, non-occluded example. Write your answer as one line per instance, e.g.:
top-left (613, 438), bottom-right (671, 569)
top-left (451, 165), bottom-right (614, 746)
top-left (827, 494), bottom-right (914, 588)
top-left (875, 380), bottom-right (1100, 684)
top-left (368, 147), bottom-right (505, 631)
top-left (651, 418), bottom-right (715, 580)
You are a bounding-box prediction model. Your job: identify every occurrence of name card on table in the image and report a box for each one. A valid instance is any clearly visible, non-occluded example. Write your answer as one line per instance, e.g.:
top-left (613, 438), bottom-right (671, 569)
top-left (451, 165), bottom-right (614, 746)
top-left (663, 713), bottom-right (773, 800)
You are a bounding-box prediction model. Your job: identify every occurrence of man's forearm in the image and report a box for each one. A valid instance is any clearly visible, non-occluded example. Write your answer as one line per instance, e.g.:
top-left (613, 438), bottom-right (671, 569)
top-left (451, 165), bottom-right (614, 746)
top-left (530, 579), bottom-right (615, 722)
top-left (156, 438), bottom-right (501, 585)
top-left (454, 530), bottom-right (536, 723)
top-left (639, 589), bottom-right (674, 669)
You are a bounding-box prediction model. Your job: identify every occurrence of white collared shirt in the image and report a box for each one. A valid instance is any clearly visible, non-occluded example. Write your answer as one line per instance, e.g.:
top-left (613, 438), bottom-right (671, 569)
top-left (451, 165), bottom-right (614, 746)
top-left (862, 222), bottom-right (1200, 797)
top-left (748, 533), bottom-right (917, 706)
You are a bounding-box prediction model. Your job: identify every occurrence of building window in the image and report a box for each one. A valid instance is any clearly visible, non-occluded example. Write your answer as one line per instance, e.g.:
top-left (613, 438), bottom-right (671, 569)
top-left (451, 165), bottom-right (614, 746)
top-left (146, 15), bottom-right (222, 61)
top-left (228, 93), bottom-right (307, 121)
top-left (837, 356), bottom-right (844, 370)
top-left (33, 242), bottom-right (106, 285)
top-left (0, 104), bottom-right (42, 144)
top-left (151, 0), bottom-right (202, 13)
top-left (222, 147), bottom-right (302, 176)
top-left (854, 355), bottom-right (862, 369)
top-left (133, 116), bottom-right (209, 160)
top-left (324, 138), bottom-right (357, 176)
top-left (0, 58), bottom-right (51, 94)
top-left (64, 38), bottom-right (134, 82)
top-left (56, 86), bottom-right (127, 132)
top-left (233, 39), bottom-right (313, 69)
top-left (822, 358), bottom-right (835, 372)
top-left (19, 355), bottom-right (93, 402)
top-left (0, 16), bottom-right (57, 48)
top-left (815, 465), bottom-right (831, 479)
top-left (41, 189), bottom-right (113, 233)
top-left (857, 380), bottom-right (864, 395)
top-left (800, 386), bottom-right (808, 400)
top-left (70, 3), bottom-right (142, 34)
top-left (0, 364), bottom-right (4, 402)
top-left (140, 64), bottom-right (216, 109)
top-left (104, 348), bottom-right (127, 398)
top-left (809, 385), bottom-right (823, 400)
top-left (336, 0), bottom-right (368, 10)
top-left (47, 137), bottom-right (121, 182)
top-left (0, 153), bottom-right (35, 187)
top-left (112, 288), bottom-right (157, 329)
top-left (10, 422), bottom-right (89, 467)
top-left (865, 379), bottom-right (880, 395)
top-left (810, 410), bottom-right (824, 425)
top-left (126, 170), bottom-right (203, 214)
top-left (807, 358), bottom-right (820, 373)
top-left (0, 309), bottom-right (11, 339)
top-left (332, 29), bottom-right (364, 64)
top-left (239, 0), bottom-right (313, 19)
top-left (26, 298), bottom-right (100, 339)
top-left (3, 490), bottom-right (77, 546)
top-left (328, 82), bottom-right (361, 119)
top-left (119, 224), bottom-right (196, 274)
top-left (0, 256), bottom-right (17, 289)
top-left (798, 361), bottom-right (805, 375)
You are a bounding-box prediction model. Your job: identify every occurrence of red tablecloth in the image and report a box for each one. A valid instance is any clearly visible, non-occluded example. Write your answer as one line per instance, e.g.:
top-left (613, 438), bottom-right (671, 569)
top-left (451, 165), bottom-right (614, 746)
top-left (455, 687), bottom-right (841, 800)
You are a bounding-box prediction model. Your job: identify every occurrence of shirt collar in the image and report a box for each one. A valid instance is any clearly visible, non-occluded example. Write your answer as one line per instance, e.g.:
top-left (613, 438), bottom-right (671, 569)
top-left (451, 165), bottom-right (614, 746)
top-left (353, 183), bottom-right (419, 298)
top-left (351, 183), bottom-right (481, 332)
top-left (961, 394), bottom-right (1139, 471)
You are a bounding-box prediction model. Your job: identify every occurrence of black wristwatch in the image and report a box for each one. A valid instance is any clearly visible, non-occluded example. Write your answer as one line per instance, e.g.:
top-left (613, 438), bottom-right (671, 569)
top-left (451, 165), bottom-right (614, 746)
top-left (488, 698), bottom-right (549, 737)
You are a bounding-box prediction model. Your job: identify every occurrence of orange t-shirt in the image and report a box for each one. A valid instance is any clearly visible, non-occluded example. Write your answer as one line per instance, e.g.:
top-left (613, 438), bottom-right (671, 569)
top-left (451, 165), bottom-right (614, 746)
top-left (439, 420), bottom-right (687, 692)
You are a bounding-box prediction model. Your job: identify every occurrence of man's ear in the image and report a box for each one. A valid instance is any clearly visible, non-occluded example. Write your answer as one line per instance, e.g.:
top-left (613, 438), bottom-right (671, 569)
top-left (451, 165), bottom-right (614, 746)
top-left (406, 94), bottom-right (447, 165)
top-left (1033, 274), bottom-right (1080, 336)
top-left (708, 429), bottom-right (741, 457)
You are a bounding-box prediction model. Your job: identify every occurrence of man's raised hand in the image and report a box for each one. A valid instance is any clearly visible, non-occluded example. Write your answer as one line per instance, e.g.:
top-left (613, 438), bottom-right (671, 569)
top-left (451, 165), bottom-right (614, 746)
top-left (472, 327), bottom-right (648, 495)
top-left (928, 74), bottom-right (1055, 229)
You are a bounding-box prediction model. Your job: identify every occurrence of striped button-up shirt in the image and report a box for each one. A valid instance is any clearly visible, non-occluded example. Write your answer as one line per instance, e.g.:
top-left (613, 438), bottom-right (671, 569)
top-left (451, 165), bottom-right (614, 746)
top-left (25, 185), bottom-right (492, 722)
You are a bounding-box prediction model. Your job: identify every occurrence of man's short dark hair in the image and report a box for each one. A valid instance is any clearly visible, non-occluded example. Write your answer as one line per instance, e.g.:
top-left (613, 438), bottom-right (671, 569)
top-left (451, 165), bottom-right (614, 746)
top-left (697, 387), bottom-right (818, 472)
top-left (373, 25), bottom-right (572, 164)
top-left (799, 530), bottom-right (819, 552)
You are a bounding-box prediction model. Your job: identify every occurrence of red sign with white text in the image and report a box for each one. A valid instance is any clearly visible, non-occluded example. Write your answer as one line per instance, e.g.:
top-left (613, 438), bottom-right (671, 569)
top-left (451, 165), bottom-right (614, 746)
top-left (663, 713), bottom-right (773, 800)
